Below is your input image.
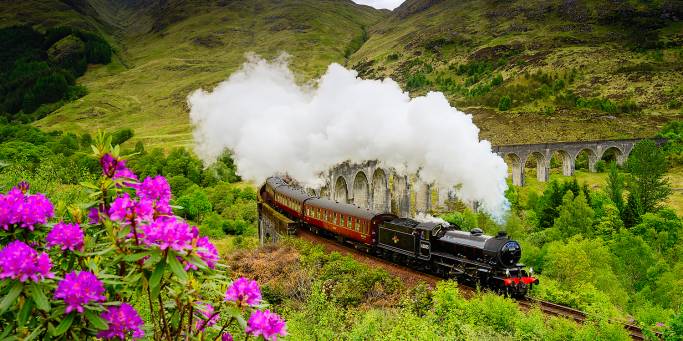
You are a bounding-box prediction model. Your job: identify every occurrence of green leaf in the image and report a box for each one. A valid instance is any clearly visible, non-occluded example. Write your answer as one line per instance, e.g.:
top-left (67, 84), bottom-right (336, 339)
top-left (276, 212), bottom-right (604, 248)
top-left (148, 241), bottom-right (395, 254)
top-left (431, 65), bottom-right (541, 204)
top-left (23, 326), bottom-right (44, 341)
top-left (80, 246), bottom-right (117, 256)
top-left (0, 282), bottom-right (23, 313)
top-left (52, 313), bottom-right (74, 336)
top-left (18, 299), bottom-right (34, 327)
top-left (30, 283), bottom-right (50, 312)
top-left (124, 251), bottom-right (151, 262)
top-left (150, 259), bottom-right (165, 297)
top-left (85, 310), bottom-right (108, 330)
top-left (186, 255), bottom-right (208, 270)
top-left (166, 252), bottom-right (188, 282)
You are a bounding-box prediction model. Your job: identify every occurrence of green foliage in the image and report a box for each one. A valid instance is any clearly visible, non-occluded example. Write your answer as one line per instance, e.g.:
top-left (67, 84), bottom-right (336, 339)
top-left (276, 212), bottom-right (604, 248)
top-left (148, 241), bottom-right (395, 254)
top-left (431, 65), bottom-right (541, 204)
top-left (110, 128), bottom-right (134, 146)
top-left (664, 312), bottom-right (683, 340)
top-left (625, 139), bottom-right (672, 220)
top-left (498, 95), bottom-right (512, 111)
top-left (533, 178), bottom-right (588, 230)
top-left (199, 212), bottom-right (227, 238)
top-left (441, 210), bottom-right (478, 230)
top-left (631, 208), bottom-right (682, 254)
top-left (405, 72), bottom-right (430, 91)
top-left (552, 191), bottom-right (594, 239)
top-left (609, 231), bottom-right (655, 292)
top-left (606, 162), bottom-right (625, 214)
top-left (176, 186), bottom-right (212, 222)
top-left (658, 121), bottom-right (683, 165)
top-left (0, 25), bottom-right (111, 121)
top-left (541, 237), bottom-right (627, 309)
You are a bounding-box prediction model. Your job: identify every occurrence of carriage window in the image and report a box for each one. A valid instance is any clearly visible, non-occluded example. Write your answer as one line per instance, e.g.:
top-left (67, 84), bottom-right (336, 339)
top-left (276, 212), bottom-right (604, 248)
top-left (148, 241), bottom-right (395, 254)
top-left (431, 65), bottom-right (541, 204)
top-left (355, 220), bottom-right (360, 231)
top-left (340, 215), bottom-right (345, 226)
top-left (347, 217), bottom-right (352, 228)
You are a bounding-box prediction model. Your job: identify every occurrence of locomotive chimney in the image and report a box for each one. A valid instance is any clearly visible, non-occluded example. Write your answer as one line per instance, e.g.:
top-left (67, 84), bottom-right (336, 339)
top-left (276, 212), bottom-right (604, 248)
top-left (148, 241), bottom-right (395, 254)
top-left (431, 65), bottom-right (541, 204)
top-left (496, 231), bottom-right (507, 238)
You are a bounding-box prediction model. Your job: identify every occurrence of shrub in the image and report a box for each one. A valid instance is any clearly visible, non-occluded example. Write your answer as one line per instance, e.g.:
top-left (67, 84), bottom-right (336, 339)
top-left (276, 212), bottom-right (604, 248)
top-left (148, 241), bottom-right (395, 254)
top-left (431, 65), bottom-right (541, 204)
top-left (498, 95), bottom-right (512, 111)
top-left (406, 73), bottom-right (430, 91)
top-left (200, 212), bottom-right (228, 238)
top-left (176, 187), bottom-right (213, 221)
top-left (595, 160), bottom-right (607, 172)
top-left (110, 128), bottom-right (134, 146)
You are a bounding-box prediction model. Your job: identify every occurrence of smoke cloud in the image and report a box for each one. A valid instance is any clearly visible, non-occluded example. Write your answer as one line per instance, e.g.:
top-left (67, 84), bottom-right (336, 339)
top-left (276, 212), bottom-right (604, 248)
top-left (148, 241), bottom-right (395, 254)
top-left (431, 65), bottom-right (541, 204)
top-left (188, 54), bottom-right (509, 219)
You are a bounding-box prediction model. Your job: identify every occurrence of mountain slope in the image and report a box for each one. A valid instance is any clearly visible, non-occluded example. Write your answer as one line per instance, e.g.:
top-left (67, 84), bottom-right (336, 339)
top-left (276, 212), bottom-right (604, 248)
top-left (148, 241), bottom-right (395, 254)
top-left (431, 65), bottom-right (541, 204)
top-left (349, 0), bottom-right (683, 144)
top-left (3, 0), bottom-right (683, 146)
top-left (0, 0), bottom-right (385, 147)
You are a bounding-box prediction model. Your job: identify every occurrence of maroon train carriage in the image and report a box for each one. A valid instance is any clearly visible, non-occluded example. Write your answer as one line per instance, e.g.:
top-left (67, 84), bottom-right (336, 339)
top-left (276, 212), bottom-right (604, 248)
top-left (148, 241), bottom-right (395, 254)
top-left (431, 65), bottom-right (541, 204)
top-left (303, 197), bottom-right (396, 245)
top-left (265, 177), bottom-right (313, 219)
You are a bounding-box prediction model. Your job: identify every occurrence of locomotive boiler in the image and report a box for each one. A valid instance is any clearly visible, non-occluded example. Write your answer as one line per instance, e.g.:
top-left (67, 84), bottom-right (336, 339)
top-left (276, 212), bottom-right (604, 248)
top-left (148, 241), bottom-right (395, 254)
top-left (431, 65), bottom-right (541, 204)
top-left (261, 176), bottom-right (537, 297)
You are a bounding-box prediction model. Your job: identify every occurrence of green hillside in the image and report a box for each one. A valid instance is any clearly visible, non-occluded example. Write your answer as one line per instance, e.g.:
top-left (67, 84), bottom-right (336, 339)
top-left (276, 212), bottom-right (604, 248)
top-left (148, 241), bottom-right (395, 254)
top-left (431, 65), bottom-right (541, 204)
top-left (1, 0), bottom-right (385, 148)
top-left (1, 0), bottom-right (682, 146)
top-left (350, 0), bottom-right (683, 144)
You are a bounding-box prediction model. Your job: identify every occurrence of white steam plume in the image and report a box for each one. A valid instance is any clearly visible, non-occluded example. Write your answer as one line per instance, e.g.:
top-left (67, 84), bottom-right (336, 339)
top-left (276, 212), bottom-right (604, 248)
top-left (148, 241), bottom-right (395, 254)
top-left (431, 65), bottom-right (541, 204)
top-left (188, 54), bottom-right (509, 219)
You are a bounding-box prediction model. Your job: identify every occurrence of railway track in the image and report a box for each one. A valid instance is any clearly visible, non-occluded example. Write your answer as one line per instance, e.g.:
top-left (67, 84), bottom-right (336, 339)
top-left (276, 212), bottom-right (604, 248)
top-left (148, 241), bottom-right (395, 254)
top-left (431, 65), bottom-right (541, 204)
top-left (517, 297), bottom-right (658, 340)
top-left (295, 227), bottom-right (658, 340)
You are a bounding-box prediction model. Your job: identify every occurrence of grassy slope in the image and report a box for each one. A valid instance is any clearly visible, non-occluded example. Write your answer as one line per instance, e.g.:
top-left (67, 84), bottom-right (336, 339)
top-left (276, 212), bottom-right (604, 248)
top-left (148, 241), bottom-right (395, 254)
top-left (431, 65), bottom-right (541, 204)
top-left (350, 0), bottom-right (683, 144)
top-left (5, 0), bottom-right (385, 148)
top-left (2, 0), bottom-right (682, 147)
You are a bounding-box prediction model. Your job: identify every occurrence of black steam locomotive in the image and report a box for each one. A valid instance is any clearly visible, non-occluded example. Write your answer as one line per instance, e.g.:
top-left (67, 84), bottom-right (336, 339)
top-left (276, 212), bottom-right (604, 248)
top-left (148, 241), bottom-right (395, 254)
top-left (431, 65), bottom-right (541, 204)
top-left (261, 176), bottom-right (538, 297)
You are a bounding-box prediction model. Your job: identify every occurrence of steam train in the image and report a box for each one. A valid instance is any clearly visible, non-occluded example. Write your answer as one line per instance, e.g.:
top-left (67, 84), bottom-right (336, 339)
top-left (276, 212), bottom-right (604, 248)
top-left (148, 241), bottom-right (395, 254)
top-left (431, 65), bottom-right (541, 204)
top-left (261, 176), bottom-right (538, 297)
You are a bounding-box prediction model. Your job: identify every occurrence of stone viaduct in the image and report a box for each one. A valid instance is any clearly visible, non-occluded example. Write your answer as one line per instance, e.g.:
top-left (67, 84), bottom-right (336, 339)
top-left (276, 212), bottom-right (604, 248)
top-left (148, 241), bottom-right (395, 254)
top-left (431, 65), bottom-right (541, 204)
top-left (492, 138), bottom-right (666, 186)
top-left (317, 138), bottom-right (664, 217)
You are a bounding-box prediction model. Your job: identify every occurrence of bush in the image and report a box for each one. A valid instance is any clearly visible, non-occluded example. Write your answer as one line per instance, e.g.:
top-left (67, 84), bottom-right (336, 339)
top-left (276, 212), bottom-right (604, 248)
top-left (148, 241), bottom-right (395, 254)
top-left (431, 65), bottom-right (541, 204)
top-left (406, 73), bottom-right (430, 91)
top-left (199, 212), bottom-right (227, 238)
top-left (176, 187), bottom-right (212, 221)
top-left (110, 128), bottom-right (134, 145)
top-left (498, 95), bottom-right (512, 111)
top-left (595, 160), bottom-right (607, 172)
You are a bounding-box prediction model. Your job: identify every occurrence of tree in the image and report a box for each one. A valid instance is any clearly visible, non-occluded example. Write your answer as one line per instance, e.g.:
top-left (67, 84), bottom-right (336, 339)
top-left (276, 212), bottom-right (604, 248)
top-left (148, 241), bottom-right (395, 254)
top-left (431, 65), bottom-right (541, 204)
top-left (632, 208), bottom-right (682, 254)
top-left (595, 202), bottom-right (624, 238)
top-left (605, 162), bottom-right (625, 214)
top-left (609, 231), bottom-right (655, 291)
top-left (552, 191), bottom-right (594, 239)
top-left (176, 187), bottom-right (212, 222)
top-left (626, 139), bottom-right (672, 217)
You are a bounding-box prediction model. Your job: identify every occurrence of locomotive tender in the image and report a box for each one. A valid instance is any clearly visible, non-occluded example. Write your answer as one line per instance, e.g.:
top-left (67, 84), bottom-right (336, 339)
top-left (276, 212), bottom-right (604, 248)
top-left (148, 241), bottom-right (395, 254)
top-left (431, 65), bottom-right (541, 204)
top-left (262, 176), bottom-right (538, 297)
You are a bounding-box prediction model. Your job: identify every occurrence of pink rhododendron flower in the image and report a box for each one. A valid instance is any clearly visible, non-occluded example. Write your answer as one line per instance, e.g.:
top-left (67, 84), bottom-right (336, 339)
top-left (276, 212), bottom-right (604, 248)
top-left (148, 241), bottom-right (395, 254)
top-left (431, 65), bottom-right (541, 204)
top-left (245, 309), bottom-right (287, 341)
top-left (140, 216), bottom-right (193, 252)
top-left (54, 271), bottom-right (106, 314)
top-left (88, 207), bottom-right (101, 224)
top-left (225, 277), bottom-right (261, 307)
top-left (109, 194), bottom-right (154, 225)
top-left (196, 236), bottom-right (219, 269)
top-left (0, 186), bottom-right (54, 231)
top-left (97, 303), bottom-right (145, 340)
top-left (136, 176), bottom-right (172, 214)
top-left (0, 240), bottom-right (53, 282)
top-left (46, 222), bottom-right (84, 251)
top-left (222, 333), bottom-right (233, 341)
top-left (100, 153), bottom-right (138, 181)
